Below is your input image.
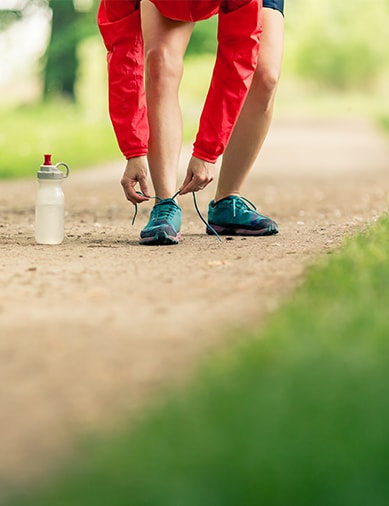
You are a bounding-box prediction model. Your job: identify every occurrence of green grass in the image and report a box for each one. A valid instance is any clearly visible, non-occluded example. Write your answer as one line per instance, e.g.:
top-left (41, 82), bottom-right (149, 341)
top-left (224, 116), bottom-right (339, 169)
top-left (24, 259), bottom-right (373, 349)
top-left (0, 102), bottom-right (119, 179)
top-left (4, 215), bottom-right (389, 505)
top-left (0, 36), bottom-right (121, 179)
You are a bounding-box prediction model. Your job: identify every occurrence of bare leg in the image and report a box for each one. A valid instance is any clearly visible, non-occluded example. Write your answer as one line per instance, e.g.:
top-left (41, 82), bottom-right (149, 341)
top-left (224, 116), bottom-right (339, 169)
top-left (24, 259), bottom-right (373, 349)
top-left (214, 8), bottom-right (284, 202)
top-left (141, 0), bottom-right (194, 199)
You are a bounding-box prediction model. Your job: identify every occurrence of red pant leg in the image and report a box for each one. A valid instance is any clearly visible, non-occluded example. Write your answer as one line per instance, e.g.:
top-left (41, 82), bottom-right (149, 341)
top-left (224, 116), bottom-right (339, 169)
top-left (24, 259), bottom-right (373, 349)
top-left (98, 0), bottom-right (148, 158)
top-left (193, 0), bottom-right (261, 162)
top-left (103, 0), bottom-right (139, 21)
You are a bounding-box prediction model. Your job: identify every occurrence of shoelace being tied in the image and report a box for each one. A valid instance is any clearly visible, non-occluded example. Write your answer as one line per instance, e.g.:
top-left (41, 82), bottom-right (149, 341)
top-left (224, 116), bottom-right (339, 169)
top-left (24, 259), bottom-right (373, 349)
top-left (132, 190), bottom-right (221, 242)
top-left (231, 195), bottom-right (260, 217)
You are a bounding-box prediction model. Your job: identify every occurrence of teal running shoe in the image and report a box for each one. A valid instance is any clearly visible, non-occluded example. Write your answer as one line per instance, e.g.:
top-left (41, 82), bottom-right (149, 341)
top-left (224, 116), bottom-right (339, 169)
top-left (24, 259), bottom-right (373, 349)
top-left (207, 196), bottom-right (278, 236)
top-left (140, 198), bottom-right (182, 245)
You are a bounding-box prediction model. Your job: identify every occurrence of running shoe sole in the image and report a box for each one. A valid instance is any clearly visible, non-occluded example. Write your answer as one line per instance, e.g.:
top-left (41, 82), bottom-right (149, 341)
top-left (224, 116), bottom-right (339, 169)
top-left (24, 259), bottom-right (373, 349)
top-left (140, 230), bottom-right (181, 245)
top-left (206, 223), bottom-right (278, 236)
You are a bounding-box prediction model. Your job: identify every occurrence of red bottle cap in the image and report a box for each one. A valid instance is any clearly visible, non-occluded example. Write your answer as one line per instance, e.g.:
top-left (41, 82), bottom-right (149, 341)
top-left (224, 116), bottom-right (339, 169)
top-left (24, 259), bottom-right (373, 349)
top-left (43, 154), bottom-right (52, 166)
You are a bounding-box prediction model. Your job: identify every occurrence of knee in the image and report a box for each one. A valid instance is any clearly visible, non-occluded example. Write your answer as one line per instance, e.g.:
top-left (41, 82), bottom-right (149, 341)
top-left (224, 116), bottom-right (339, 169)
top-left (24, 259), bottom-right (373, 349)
top-left (145, 46), bottom-right (183, 88)
top-left (252, 62), bottom-right (281, 101)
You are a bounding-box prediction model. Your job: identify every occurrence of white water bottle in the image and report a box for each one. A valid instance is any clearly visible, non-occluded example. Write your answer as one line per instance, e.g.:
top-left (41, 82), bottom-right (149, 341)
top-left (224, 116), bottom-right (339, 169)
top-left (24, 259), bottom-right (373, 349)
top-left (35, 154), bottom-right (70, 245)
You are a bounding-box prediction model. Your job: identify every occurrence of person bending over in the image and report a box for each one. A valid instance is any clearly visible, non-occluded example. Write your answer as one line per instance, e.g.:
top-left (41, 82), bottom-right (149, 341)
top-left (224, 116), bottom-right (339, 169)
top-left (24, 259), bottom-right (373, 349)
top-left (98, 0), bottom-right (280, 245)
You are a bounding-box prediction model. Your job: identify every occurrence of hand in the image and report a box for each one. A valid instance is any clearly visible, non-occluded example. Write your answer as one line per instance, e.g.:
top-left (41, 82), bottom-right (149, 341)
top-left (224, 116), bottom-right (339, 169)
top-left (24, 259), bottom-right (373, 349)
top-left (121, 156), bottom-right (151, 204)
top-left (179, 156), bottom-right (215, 195)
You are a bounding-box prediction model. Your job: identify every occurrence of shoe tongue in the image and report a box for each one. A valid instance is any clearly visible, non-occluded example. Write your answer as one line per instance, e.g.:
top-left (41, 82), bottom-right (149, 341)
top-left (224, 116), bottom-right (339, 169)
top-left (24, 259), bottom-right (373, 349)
top-left (157, 198), bottom-right (175, 206)
top-left (226, 196), bottom-right (245, 207)
top-left (232, 196), bottom-right (253, 210)
top-left (154, 199), bottom-right (176, 218)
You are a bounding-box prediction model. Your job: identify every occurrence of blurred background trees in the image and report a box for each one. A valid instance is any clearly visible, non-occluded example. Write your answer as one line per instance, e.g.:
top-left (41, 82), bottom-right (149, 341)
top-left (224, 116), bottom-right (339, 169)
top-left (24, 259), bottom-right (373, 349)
top-left (43, 0), bottom-right (97, 99)
top-left (0, 0), bottom-right (99, 102)
top-left (0, 0), bottom-right (388, 177)
top-left (0, 0), bottom-right (218, 105)
top-left (284, 0), bottom-right (389, 90)
top-left (1, 0), bottom-right (389, 105)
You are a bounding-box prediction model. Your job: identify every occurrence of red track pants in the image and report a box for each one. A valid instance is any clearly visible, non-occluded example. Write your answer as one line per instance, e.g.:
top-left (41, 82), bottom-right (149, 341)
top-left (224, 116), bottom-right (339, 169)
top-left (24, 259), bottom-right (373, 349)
top-left (98, 0), bottom-right (261, 163)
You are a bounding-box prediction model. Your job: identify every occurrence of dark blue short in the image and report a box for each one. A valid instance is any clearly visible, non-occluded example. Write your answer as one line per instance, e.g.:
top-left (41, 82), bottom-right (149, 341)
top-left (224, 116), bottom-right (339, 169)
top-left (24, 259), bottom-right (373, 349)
top-left (263, 0), bottom-right (284, 15)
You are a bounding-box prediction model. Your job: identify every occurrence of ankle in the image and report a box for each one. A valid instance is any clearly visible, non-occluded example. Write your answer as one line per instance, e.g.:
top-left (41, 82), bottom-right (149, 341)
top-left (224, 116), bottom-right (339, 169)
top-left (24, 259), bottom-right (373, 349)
top-left (214, 191), bottom-right (241, 203)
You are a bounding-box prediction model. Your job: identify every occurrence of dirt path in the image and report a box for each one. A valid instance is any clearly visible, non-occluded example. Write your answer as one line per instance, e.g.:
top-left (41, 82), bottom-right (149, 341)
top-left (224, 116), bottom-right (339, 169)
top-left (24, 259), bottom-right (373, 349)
top-left (1, 116), bottom-right (389, 489)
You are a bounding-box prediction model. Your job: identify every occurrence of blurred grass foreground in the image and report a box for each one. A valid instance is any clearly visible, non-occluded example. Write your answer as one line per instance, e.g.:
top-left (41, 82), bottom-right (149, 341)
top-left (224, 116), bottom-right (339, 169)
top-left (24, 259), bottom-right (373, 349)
top-left (4, 210), bottom-right (389, 506)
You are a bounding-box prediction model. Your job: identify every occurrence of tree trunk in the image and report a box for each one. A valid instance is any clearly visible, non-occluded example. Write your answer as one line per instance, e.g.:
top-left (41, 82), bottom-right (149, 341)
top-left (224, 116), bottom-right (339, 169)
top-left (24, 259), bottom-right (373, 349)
top-left (43, 0), bottom-right (80, 100)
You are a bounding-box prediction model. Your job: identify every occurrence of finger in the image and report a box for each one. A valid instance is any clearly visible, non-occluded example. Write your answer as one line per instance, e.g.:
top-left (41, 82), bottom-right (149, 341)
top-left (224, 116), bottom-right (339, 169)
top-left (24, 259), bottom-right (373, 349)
top-left (122, 184), bottom-right (149, 204)
top-left (179, 183), bottom-right (191, 196)
top-left (180, 179), bottom-right (208, 195)
top-left (178, 173), bottom-right (193, 195)
top-left (139, 179), bottom-right (151, 199)
top-left (180, 174), bottom-right (205, 194)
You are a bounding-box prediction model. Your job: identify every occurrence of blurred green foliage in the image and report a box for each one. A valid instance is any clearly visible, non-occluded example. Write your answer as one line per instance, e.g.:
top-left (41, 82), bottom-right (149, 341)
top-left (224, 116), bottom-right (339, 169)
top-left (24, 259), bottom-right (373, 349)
top-left (0, 0), bottom-right (100, 101)
top-left (186, 16), bottom-right (217, 56)
top-left (284, 0), bottom-right (389, 89)
top-left (0, 49), bottom-right (215, 179)
top-left (44, 0), bottom-right (81, 99)
top-left (184, 0), bottom-right (389, 91)
top-left (2, 0), bottom-right (389, 100)
top-left (43, 0), bottom-right (101, 99)
top-left (380, 116), bottom-right (389, 135)
top-left (2, 0), bottom-right (389, 179)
